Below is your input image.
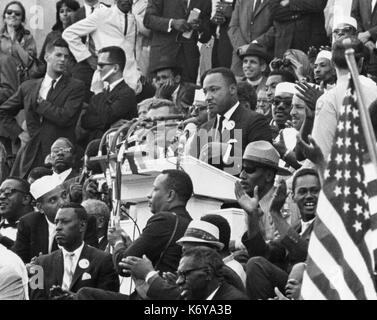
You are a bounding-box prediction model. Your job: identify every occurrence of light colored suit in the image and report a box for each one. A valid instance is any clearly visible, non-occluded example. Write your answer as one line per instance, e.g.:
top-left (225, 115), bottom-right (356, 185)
top-left (63, 5), bottom-right (141, 92)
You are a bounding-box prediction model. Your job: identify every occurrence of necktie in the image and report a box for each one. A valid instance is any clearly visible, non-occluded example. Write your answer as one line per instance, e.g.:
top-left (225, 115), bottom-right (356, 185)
top-left (46, 79), bottom-right (56, 101)
top-left (91, 6), bottom-right (95, 13)
top-left (215, 114), bottom-right (224, 141)
top-left (62, 253), bottom-right (75, 291)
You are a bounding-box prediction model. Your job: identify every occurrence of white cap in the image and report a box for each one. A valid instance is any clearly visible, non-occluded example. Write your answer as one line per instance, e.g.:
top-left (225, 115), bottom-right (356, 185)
top-left (30, 175), bottom-right (62, 200)
top-left (275, 82), bottom-right (298, 96)
top-left (332, 16), bottom-right (357, 31)
top-left (315, 50), bottom-right (332, 62)
top-left (194, 89), bottom-right (205, 102)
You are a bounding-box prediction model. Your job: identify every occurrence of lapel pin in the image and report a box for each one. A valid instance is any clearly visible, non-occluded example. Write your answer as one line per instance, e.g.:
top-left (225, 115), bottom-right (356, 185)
top-left (78, 259), bottom-right (89, 269)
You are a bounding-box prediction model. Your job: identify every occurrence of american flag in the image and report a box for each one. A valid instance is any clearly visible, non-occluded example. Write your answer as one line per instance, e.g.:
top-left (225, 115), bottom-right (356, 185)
top-left (301, 77), bottom-right (377, 300)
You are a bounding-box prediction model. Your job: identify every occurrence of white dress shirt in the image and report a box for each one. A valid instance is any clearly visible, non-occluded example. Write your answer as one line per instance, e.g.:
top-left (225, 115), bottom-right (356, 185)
top-left (372, 0), bottom-right (377, 13)
top-left (0, 219), bottom-right (18, 242)
top-left (45, 216), bottom-right (56, 254)
top-left (206, 286), bottom-right (220, 300)
top-left (300, 218), bottom-right (315, 237)
top-left (61, 242), bottom-right (85, 290)
top-left (39, 75), bottom-right (62, 100)
top-left (63, 5), bottom-right (140, 91)
top-left (52, 168), bottom-right (72, 183)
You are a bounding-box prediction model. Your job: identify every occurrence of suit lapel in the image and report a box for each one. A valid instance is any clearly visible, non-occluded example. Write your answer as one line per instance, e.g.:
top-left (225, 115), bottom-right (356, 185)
top-left (253, 0), bottom-right (268, 20)
top-left (69, 245), bottom-right (89, 290)
top-left (39, 213), bottom-right (49, 254)
top-left (31, 79), bottom-right (44, 106)
top-left (48, 76), bottom-right (67, 102)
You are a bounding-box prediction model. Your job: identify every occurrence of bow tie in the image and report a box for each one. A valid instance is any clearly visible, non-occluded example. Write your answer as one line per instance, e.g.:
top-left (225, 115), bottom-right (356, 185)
top-left (0, 220), bottom-right (17, 229)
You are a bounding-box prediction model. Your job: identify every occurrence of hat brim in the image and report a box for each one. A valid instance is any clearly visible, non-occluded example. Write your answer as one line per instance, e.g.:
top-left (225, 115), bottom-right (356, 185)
top-left (176, 237), bottom-right (224, 250)
top-left (243, 157), bottom-right (292, 176)
top-left (239, 52), bottom-right (272, 64)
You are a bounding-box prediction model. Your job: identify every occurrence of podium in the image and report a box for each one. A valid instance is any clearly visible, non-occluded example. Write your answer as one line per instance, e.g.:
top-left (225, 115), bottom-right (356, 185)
top-left (93, 156), bottom-right (246, 242)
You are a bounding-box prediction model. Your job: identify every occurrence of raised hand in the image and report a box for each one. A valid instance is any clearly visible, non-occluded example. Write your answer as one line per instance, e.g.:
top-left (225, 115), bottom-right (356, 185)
top-left (270, 180), bottom-right (288, 214)
top-left (296, 134), bottom-right (324, 166)
top-left (171, 19), bottom-right (191, 33)
top-left (273, 131), bottom-right (288, 159)
top-left (155, 79), bottom-right (176, 100)
top-left (274, 287), bottom-right (290, 300)
top-left (235, 181), bottom-right (259, 215)
top-left (285, 279), bottom-right (301, 300)
top-left (295, 81), bottom-right (323, 113)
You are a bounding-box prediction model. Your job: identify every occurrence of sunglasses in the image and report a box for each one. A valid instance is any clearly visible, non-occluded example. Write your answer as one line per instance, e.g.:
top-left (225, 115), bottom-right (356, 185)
top-left (272, 98), bottom-right (292, 108)
top-left (51, 147), bottom-right (72, 155)
top-left (6, 9), bottom-right (22, 17)
top-left (177, 267), bottom-right (208, 281)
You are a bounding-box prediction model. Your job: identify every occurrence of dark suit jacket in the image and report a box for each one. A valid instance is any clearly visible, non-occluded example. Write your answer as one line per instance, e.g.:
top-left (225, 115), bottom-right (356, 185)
top-left (12, 211), bottom-right (98, 263)
top-left (30, 244), bottom-right (120, 300)
top-left (242, 219), bottom-right (314, 273)
top-left (114, 206), bottom-right (192, 274)
top-left (175, 82), bottom-right (196, 112)
top-left (228, 0), bottom-right (273, 76)
top-left (144, 0), bottom-right (212, 78)
top-left (352, 0), bottom-right (377, 40)
top-left (258, 0), bottom-right (328, 58)
top-left (0, 53), bottom-right (19, 105)
top-left (0, 75), bottom-right (85, 179)
top-left (212, 282), bottom-right (249, 300)
top-left (81, 81), bottom-right (137, 141)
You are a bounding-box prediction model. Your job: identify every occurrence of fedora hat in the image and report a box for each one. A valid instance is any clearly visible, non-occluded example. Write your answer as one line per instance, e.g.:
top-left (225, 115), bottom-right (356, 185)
top-left (243, 141), bottom-right (292, 176)
top-left (176, 220), bottom-right (224, 250)
top-left (238, 43), bottom-right (272, 64)
top-left (150, 56), bottom-right (182, 75)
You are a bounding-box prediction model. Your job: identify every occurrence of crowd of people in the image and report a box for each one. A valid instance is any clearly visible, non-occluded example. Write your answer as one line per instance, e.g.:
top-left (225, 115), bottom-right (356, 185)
top-left (0, 0), bottom-right (377, 300)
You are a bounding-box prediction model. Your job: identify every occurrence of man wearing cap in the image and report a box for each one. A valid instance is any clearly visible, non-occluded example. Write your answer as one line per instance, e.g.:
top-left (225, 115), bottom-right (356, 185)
top-left (351, 1), bottom-right (377, 78)
top-left (313, 50), bottom-right (336, 89)
top-left (331, 16), bottom-right (358, 43)
top-left (236, 167), bottom-right (321, 300)
top-left (237, 140), bottom-right (291, 242)
top-left (238, 44), bottom-right (271, 96)
top-left (12, 175), bottom-right (97, 263)
top-left (152, 60), bottom-right (196, 115)
top-left (30, 203), bottom-right (119, 300)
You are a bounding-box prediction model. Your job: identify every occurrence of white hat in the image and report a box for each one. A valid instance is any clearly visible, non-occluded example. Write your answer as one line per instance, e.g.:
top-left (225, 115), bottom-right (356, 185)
top-left (332, 16), bottom-right (357, 31)
top-left (194, 89), bottom-right (206, 102)
top-left (30, 175), bottom-right (62, 200)
top-left (315, 50), bottom-right (332, 62)
top-left (176, 220), bottom-right (224, 250)
top-left (275, 82), bottom-right (298, 96)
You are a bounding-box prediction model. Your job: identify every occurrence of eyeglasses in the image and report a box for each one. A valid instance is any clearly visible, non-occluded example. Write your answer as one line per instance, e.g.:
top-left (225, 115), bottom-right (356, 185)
top-left (177, 267), bottom-right (208, 281)
top-left (272, 98), bottom-right (292, 108)
top-left (97, 62), bottom-right (115, 69)
top-left (0, 187), bottom-right (27, 198)
top-left (6, 10), bottom-right (22, 17)
top-left (51, 147), bottom-right (72, 155)
top-left (242, 166), bottom-right (259, 175)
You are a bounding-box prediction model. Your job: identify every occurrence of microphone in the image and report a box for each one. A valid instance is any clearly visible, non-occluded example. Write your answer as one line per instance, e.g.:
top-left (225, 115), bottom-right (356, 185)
top-left (143, 114), bottom-right (186, 122)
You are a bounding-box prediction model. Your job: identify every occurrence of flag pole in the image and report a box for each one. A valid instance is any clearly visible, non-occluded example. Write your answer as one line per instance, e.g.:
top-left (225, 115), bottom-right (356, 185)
top-left (344, 45), bottom-right (377, 169)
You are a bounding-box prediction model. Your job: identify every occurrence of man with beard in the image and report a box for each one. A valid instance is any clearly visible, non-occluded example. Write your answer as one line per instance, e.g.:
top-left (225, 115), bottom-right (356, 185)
top-left (0, 177), bottom-right (33, 249)
top-left (236, 166), bottom-right (321, 300)
top-left (30, 203), bottom-right (119, 300)
top-left (313, 50), bottom-right (336, 89)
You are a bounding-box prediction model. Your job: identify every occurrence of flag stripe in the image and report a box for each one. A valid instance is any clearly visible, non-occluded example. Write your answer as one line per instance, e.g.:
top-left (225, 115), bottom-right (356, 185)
top-left (303, 256), bottom-right (341, 300)
top-left (301, 269), bottom-right (331, 300)
top-left (316, 194), bottom-right (377, 299)
top-left (314, 216), bottom-right (368, 299)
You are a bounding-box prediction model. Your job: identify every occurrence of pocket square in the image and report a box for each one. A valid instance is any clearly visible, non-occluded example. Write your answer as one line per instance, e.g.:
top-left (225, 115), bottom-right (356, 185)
top-left (82, 272), bottom-right (92, 281)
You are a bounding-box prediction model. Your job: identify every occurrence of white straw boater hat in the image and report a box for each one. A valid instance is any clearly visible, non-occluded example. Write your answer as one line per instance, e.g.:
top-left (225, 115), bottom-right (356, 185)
top-left (177, 220), bottom-right (224, 250)
top-left (243, 141), bottom-right (292, 176)
top-left (30, 175), bottom-right (62, 200)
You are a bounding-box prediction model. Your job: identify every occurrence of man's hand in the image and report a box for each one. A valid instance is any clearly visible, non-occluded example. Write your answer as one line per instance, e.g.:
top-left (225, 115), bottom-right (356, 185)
top-left (162, 272), bottom-right (178, 286)
top-left (86, 56), bottom-right (98, 70)
top-left (50, 285), bottom-right (75, 300)
top-left (296, 134), bottom-right (324, 166)
top-left (295, 81), bottom-right (323, 113)
top-left (82, 178), bottom-right (99, 201)
top-left (189, 18), bottom-right (201, 31)
top-left (285, 279), bottom-right (301, 300)
top-left (273, 131), bottom-right (288, 159)
top-left (69, 183), bottom-right (83, 203)
top-left (107, 224), bottom-right (126, 247)
top-left (119, 255), bottom-right (154, 280)
top-left (171, 19), bottom-right (191, 33)
top-left (365, 41), bottom-right (376, 54)
top-left (274, 287), bottom-right (290, 300)
top-left (155, 79), bottom-right (176, 100)
top-left (235, 181), bottom-right (259, 215)
top-left (358, 31), bottom-right (371, 44)
top-left (270, 180), bottom-right (288, 214)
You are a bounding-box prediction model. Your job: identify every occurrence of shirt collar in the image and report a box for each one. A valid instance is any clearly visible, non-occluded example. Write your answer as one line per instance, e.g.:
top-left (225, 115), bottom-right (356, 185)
top-left (300, 217), bottom-right (315, 235)
top-left (246, 77), bottom-right (263, 87)
top-left (84, 2), bottom-right (100, 15)
top-left (206, 286), bottom-right (220, 300)
top-left (109, 78), bottom-right (124, 92)
top-left (61, 241), bottom-right (85, 257)
top-left (223, 101), bottom-right (240, 121)
top-left (43, 74), bottom-right (63, 88)
top-left (52, 168), bottom-right (72, 182)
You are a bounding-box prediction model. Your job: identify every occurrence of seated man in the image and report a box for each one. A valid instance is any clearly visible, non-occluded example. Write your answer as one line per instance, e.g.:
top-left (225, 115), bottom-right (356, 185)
top-left (30, 203), bottom-right (119, 300)
top-left (50, 138), bottom-right (79, 183)
top-left (0, 177), bottom-right (33, 249)
top-left (313, 50), bottom-right (336, 89)
top-left (236, 166), bottom-right (321, 300)
top-left (80, 46), bottom-right (137, 143)
top-left (0, 38), bottom-right (85, 179)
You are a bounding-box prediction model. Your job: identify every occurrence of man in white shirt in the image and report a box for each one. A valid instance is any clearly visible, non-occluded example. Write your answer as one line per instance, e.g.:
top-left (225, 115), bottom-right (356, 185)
top-left (30, 203), bottom-right (119, 300)
top-left (63, 0), bottom-right (141, 93)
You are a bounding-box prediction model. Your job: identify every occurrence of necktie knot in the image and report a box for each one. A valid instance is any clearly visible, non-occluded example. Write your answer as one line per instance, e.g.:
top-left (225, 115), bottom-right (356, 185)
top-left (91, 6), bottom-right (95, 13)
